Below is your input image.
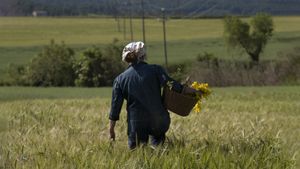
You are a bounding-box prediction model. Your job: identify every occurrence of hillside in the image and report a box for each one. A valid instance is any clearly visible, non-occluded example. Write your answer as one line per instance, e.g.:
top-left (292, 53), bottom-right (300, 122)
top-left (1, 0), bottom-right (300, 16)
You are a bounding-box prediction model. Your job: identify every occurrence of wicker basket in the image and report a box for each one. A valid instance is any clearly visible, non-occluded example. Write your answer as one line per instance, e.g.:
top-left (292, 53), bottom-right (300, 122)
top-left (163, 86), bottom-right (198, 116)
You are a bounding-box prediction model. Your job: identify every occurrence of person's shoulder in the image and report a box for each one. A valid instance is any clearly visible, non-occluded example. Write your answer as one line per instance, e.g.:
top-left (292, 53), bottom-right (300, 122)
top-left (148, 64), bottom-right (166, 73)
top-left (116, 66), bottom-right (133, 80)
top-left (114, 70), bottom-right (126, 81)
top-left (148, 63), bottom-right (163, 70)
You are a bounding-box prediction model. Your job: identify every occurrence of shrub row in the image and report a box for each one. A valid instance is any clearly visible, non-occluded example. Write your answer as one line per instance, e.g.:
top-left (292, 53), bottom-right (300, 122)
top-left (186, 48), bottom-right (300, 86)
top-left (1, 39), bottom-right (126, 87)
top-left (1, 41), bottom-right (299, 87)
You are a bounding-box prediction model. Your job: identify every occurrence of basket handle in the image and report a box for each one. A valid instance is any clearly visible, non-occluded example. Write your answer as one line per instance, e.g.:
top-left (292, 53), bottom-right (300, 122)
top-left (181, 76), bottom-right (191, 86)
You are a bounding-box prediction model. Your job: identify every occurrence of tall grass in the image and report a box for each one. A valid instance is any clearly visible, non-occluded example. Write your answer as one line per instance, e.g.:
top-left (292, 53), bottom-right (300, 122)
top-left (0, 86), bottom-right (298, 168)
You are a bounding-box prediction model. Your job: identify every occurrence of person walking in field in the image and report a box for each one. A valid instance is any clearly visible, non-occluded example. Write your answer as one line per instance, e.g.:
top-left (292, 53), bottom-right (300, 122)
top-left (109, 41), bottom-right (196, 149)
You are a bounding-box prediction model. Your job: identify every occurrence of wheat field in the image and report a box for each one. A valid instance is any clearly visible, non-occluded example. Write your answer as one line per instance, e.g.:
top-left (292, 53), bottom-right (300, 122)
top-left (0, 86), bottom-right (299, 168)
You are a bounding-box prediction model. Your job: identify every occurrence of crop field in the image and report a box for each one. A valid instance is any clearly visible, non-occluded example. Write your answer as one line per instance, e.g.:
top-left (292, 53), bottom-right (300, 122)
top-left (0, 87), bottom-right (111, 101)
top-left (0, 86), bottom-right (299, 168)
top-left (1, 16), bottom-right (300, 71)
top-left (0, 15), bottom-right (300, 168)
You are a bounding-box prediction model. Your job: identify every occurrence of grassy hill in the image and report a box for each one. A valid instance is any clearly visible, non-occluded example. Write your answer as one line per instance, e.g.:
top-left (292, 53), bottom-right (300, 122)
top-left (0, 16), bottom-right (300, 69)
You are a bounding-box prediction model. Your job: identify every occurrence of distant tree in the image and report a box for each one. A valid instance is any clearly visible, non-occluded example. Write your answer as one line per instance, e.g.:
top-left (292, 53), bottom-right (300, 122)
top-left (74, 39), bottom-right (125, 87)
top-left (5, 64), bottom-right (28, 86)
top-left (16, 0), bottom-right (35, 15)
top-left (224, 13), bottom-right (274, 62)
top-left (27, 40), bottom-right (75, 86)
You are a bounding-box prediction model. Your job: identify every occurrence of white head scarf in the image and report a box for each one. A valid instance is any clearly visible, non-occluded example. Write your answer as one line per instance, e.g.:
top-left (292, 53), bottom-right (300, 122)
top-left (122, 41), bottom-right (146, 62)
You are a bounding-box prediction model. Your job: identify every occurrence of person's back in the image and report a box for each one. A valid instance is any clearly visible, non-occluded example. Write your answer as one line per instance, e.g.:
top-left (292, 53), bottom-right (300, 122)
top-left (110, 61), bottom-right (173, 148)
top-left (118, 62), bottom-right (167, 121)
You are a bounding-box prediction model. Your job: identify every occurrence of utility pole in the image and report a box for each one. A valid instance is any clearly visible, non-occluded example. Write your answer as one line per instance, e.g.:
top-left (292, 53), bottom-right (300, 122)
top-left (129, 0), bottom-right (134, 41)
top-left (141, 0), bottom-right (146, 43)
top-left (114, 12), bottom-right (121, 32)
top-left (117, 17), bottom-right (121, 33)
top-left (129, 15), bottom-right (134, 41)
top-left (161, 8), bottom-right (168, 68)
top-left (113, 0), bottom-right (121, 32)
top-left (123, 16), bottom-right (127, 40)
top-left (122, 2), bottom-right (129, 41)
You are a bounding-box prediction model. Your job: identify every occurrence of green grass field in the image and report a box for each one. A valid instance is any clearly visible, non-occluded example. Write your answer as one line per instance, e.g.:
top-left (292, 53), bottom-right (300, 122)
top-left (0, 86), bottom-right (299, 168)
top-left (0, 87), bottom-right (111, 101)
top-left (1, 16), bottom-right (300, 72)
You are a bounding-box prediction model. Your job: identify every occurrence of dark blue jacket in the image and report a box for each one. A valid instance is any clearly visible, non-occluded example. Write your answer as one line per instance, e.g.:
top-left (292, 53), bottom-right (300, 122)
top-left (109, 61), bottom-right (182, 134)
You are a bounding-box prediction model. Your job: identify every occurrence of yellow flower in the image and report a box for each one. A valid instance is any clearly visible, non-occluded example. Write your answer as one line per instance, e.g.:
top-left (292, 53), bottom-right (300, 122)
top-left (190, 81), bottom-right (212, 113)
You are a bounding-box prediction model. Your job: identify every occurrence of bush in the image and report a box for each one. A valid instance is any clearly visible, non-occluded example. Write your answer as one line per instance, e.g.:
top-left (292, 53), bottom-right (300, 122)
top-left (27, 40), bottom-right (76, 86)
top-left (4, 64), bottom-right (29, 86)
top-left (189, 49), bottom-right (300, 86)
top-left (1, 39), bottom-right (125, 87)
top-left (167, 63), bottom-right (188, 82)
top-left (74, 46), bottom-right (105, 87)
top-left (278, 47), bottom-right (300, 85)
top-left (101, 39), bottom-right (125, 85)
top-left (74, 40), bottom-right (125, 87)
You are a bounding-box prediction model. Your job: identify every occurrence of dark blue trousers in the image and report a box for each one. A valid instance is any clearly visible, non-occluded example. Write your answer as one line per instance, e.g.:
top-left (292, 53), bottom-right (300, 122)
top-left (127, 118), bottom-right (170, 149)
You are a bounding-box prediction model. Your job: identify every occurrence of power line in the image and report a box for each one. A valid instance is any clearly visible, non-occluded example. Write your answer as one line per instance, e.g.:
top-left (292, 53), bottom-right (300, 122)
top-left (113, 0), bottom-right (136, 41)
top-left (143, 0), bottom-right (197, 12)
top-left (184, 0), bottom-right (220, 18)
top-left (198, 3), bottom-right (219, 16)
top-left (184, 2), bottom-right (209, 17)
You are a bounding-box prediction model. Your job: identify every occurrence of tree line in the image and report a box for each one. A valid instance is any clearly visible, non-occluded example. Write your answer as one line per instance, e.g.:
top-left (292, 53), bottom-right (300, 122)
top-left (1, 0), bottom-right (300, 16)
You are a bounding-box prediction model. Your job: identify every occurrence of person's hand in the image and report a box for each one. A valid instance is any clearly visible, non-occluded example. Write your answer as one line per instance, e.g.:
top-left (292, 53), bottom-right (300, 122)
top-left (109, 128), bottom-right (115, 141)
top-left (109, 120), bottom-right (116, 141)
